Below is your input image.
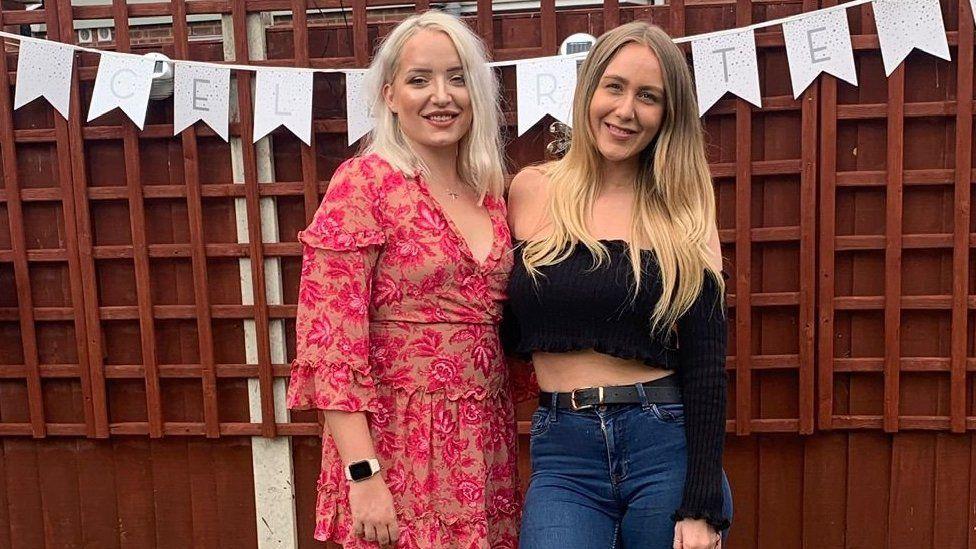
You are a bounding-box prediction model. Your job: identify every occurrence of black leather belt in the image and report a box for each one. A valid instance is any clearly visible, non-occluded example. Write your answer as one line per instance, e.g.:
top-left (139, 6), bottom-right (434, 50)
top-left (539, 377), bottom-right (683, 411)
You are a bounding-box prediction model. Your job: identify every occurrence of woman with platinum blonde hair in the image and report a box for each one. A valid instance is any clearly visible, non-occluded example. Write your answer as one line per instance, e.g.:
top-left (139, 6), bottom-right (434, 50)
top-left (504, 21), bottom-right (733, 549)
top-left (362, 10), bottom-right (506, 198)
top-left (288, 10), bottom-right (520, 548)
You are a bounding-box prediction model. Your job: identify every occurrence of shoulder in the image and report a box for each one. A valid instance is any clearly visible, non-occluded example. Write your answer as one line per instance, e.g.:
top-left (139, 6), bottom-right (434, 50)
top-left (508, 164), bottom-right (550, 197)
top-left (704, 224), bottom-right (723, 273)
top-left (507, 164), bottom-right (552, 240)
top-left (332, 153), bottom-right (396, 183)
top-left (328, 153), bottom-right (404, 199)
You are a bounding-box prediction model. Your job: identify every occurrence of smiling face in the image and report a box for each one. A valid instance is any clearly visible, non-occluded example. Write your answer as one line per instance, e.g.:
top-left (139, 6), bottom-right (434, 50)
top-left (382, 29), bottom-right (473, 158)
top-left (587, 42), bottom-right (666, 168)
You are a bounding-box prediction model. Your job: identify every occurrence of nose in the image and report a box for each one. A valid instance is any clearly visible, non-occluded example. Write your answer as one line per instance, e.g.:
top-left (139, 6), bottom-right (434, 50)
top-left (431, 76), bottom-right (451, 106)
top-left (612, 94), bottom-right (636, 121)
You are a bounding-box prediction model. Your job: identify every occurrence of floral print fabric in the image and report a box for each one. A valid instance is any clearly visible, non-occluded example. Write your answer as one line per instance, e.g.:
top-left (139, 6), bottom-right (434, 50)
top-left (287, 154), bottom-right (520, 548)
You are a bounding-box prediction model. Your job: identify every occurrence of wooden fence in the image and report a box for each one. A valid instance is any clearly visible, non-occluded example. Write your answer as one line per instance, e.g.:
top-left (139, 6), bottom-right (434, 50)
top-left (0, 0), bottom-right (974, 547)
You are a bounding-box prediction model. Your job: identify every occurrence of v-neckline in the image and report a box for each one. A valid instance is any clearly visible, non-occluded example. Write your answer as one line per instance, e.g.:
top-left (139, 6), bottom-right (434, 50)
top-left (414, 173), bottom-right (501, 271)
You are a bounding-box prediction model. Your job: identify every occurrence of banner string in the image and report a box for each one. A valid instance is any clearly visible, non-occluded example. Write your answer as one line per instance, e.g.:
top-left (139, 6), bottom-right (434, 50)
top-left (0, 0), bottom-right (886, 72)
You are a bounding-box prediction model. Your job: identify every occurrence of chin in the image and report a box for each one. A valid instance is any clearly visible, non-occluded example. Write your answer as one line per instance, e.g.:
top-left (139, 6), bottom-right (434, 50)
top-left (597, 144), bottom-right (633, 163)
top-left (423, 135), bottom-right (462, 148)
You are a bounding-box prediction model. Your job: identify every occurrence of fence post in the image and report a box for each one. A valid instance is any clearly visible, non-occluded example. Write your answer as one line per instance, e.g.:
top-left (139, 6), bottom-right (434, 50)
top-left (221, 7), bottom-right (299, 547)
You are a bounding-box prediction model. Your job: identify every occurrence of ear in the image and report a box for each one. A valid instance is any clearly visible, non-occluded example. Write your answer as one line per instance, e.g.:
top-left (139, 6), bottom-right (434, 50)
top-left (382, 82), bottom-right (396, 114)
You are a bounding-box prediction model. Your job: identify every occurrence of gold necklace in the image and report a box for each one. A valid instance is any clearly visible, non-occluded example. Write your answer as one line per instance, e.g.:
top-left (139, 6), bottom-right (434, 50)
top-left (430, 174), bottom-right (462, 199)
top-left (440, 181), bottom-right (461, 200)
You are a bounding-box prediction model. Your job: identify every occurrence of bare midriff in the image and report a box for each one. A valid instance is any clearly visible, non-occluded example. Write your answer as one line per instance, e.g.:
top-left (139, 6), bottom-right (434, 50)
top-left (531, 348), bottom-right (675, 393)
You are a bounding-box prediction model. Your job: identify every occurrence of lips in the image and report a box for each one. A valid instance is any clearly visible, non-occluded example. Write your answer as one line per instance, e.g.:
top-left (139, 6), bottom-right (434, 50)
top-left (605, 122), bottom-right (638, 138)
top-left (423, 111), bottom-right (460, 124)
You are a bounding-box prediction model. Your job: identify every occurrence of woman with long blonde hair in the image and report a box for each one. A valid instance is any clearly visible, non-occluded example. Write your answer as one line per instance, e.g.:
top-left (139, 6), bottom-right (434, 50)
top-left (287, 11), bottom-right (520, 548)
top-left (505, 21), bottom-right (732, 549)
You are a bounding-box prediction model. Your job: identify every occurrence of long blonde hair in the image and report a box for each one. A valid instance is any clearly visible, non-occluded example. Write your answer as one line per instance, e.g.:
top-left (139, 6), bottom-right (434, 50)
top-left (521, 22), bottom-right (724, 332)
top-left (360, 10), bottom-right (506, 197)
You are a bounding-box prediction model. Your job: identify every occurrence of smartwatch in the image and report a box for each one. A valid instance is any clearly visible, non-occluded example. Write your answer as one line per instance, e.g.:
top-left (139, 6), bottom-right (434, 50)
top-left (344, 458), bottom-right (381, 482)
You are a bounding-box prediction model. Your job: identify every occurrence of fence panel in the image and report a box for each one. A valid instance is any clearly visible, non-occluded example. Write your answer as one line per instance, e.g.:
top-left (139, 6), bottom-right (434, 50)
top-left (818, 0), bottom-right (975, 433)
top-left (1, 0), bottom-right (975, 547)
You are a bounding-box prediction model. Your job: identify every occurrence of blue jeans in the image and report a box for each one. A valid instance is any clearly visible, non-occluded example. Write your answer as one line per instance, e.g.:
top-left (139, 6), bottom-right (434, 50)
top-left (519, 397), bottom-right (733, 549)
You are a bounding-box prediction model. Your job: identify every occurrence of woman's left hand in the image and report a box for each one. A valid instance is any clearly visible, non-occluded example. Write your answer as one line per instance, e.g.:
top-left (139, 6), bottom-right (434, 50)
top-left (673, 518), bottom-right (720, 549)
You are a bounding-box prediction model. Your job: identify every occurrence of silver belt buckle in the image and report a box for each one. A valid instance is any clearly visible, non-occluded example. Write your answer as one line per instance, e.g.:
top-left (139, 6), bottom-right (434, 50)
top-left (570, 386), bottom-right (605, 411)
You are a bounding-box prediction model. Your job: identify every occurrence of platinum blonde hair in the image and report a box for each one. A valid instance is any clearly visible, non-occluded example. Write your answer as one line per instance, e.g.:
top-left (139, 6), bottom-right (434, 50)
top-left (359, 10), bottom-right (506, 197)
top-left (521, 21), bottom-right (724, 332)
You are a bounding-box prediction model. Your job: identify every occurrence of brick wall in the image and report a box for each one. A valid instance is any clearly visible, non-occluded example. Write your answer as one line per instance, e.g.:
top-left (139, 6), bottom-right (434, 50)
top-left (69, 8), bottom-right (417, 48)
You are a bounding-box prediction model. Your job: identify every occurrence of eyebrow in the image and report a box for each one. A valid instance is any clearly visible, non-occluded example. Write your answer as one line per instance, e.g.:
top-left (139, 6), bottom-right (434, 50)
top-left (404, 66), bottom-right (465, 74)
top-left (602, 73), bottom-right (664, 94)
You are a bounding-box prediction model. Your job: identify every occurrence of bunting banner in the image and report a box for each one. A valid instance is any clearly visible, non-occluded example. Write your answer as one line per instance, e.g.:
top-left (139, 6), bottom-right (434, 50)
top-left (173, 63), bottom-right (231, 141)
top-left (344, 69), bottom-right (374, 146)
top-left (873, 0), bottom-right (950, 76)
top-left (13, 39), bottom-right (74, 119)
top-left (515, 56), bottom-right (577, 136)
top-left (782, 8), bottom-right (858, 98)
top-left (691, 29), bottom-right (761, 115)
top-left (253, 69), bottom-right (314, 145)
top-left (87, 52), bottom-right (156, 129)
top-left (0, 0), bottom-right (966, 138)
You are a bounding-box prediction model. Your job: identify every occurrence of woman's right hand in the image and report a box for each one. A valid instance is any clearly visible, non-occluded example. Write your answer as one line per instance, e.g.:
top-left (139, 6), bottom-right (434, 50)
top-left (348, 475), bottom-right (400, 546)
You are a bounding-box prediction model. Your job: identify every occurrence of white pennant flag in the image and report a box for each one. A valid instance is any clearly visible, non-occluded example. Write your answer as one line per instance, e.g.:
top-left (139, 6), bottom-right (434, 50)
top-left (873, 0), bottom-right (949, 76)
top-left (173, 63), bottom-right (230, 141)
top-left (344, 69), bottom-right (374, 146)
top-left (691, 29), bottom-right (761, 116)
top-left (782, 9), bottom-right (857, 98)
top-left (253, 69), bottom-right (313, 145)
top-left (14, 39), bottom-right (74, 119)
top-left (516, 57), bottom-right (577, 136)
top-left (87, 53), bottom-right (155, 129)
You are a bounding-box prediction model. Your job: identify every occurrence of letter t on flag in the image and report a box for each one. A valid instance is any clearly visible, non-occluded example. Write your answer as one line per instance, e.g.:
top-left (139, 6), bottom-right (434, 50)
top-left (691, 29), bottom-right (761, 116)
top-left (516, 57), bottom-right (577, 136)
top-left (782, 8), bottom-right (857, 98)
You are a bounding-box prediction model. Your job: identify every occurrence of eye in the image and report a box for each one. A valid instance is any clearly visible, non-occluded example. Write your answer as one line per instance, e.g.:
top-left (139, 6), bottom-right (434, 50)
top-left (408, 76), bottom-right (428, 86)
top-left (450, 73), bottom-right (466, 85)
top-left (606, 82), bottom-right (623, 92)
top-left (638, 91), bottom-right (659, 103)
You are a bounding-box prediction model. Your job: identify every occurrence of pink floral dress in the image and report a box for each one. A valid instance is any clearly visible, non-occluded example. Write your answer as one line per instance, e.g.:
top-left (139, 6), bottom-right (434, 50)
top-left (287, 154), bottom-right (521, 548)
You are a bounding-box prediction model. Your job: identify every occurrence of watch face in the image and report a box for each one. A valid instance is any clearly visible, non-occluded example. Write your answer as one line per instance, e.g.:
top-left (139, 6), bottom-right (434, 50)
top-left (348, 460), bottom-right (374, 481)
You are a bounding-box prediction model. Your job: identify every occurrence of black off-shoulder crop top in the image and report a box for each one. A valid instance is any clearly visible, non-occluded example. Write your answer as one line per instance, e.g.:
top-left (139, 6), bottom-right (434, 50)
top-left (502, 239), bottom-right (730, 530)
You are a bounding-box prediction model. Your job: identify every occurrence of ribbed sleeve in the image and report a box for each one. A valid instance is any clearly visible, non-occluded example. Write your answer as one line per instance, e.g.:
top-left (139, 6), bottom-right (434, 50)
top-left (672, 272), bottom-right (730, 531)
top-left (499, 301), bottom-right (523, 358)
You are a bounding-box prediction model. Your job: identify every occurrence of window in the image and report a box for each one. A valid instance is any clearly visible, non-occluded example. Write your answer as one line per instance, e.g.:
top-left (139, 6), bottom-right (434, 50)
top-left (564, 41), bottom-right (592, 54)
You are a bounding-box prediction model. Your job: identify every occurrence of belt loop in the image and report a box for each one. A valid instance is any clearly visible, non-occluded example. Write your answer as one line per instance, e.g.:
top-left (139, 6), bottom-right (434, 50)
top-left (635, 383), bottom-right (651, 410)
top-left (550, 391), bottom-right (559, 421)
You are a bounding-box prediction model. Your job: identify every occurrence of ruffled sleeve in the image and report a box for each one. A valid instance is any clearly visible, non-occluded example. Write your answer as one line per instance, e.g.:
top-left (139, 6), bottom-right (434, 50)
top-left (287, 156), bottom-right (386, 413)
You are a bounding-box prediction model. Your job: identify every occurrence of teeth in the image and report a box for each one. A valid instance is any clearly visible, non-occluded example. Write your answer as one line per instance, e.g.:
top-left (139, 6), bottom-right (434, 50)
top-left (427, 114), bottom-right (455, 121)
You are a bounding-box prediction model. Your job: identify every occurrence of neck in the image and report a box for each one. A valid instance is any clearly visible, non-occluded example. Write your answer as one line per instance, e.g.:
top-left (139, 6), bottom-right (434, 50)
top-left (409, 138), bottom-right (460, 184)
top-left (600, 157), bottom-right (639, 191)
